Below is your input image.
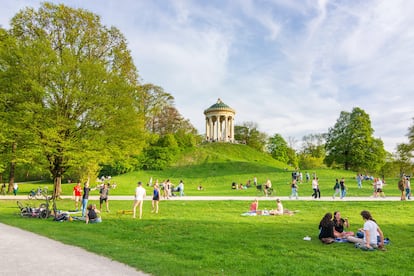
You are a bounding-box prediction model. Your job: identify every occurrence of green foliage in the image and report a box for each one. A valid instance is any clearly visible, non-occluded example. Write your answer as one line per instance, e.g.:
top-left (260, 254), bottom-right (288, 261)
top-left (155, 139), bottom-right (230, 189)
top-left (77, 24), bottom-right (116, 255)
top-left (1, 3), bottom-right (146, 195)
top-left (325, 107), bottom-right (386, 172)
top-left (301, 133), bottom-right (326, 158)
top-left (267, 133), bottom-right (289, 163)
top-left (299, 155), bottom-right (326, 170)
top-left (234, 122), bottom-right (267, 151)
top-left (1, 199), bottom-right (413, 275)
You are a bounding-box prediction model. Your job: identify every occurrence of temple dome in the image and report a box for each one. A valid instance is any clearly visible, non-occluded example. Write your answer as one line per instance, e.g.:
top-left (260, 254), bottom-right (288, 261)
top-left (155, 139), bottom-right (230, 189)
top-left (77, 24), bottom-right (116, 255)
top-left (204, 98), bottom-right (235, 114)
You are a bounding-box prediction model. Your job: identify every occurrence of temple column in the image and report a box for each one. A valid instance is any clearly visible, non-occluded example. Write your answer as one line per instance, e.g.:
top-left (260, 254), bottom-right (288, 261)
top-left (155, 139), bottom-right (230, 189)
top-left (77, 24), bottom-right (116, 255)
top-left (205, 117), bottom-right (209, 140)
top-left (224, 116), bottom-right (228, 141)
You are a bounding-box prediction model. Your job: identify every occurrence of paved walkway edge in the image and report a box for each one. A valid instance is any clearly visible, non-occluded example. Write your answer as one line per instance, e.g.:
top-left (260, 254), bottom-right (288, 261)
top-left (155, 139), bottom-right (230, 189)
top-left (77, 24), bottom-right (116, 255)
top-left (0, 223), bottom-right (149, 276)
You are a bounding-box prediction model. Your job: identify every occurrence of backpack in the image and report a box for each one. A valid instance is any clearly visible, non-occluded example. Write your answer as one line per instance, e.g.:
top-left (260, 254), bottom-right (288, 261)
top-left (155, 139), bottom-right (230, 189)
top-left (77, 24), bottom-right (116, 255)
top-left (398, 180), bottom-right (404, 191)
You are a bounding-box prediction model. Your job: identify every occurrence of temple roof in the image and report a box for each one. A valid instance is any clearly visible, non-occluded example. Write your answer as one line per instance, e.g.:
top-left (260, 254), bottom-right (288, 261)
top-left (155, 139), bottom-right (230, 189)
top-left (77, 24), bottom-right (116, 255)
top-left (204, 98), bottom-right (235, 114)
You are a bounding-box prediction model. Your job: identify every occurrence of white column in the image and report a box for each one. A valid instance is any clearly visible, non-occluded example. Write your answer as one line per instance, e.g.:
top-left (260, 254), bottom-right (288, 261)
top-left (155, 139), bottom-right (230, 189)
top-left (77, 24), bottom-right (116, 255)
top-left (224, 116), bottom-right (228, 141)
top-left (217, 117), bottom-right (220, 141)
top-left (230, 117), bottom-right (234, 141)
top-left (205, 117), bottom-right (208, 140)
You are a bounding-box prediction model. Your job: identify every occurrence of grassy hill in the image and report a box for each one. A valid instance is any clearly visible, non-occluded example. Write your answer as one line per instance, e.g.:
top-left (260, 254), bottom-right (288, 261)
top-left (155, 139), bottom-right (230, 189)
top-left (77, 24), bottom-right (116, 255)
top-left (21, 143), bottom-right (398, 197)
top-left (101, 143), bottom-right (384, 197)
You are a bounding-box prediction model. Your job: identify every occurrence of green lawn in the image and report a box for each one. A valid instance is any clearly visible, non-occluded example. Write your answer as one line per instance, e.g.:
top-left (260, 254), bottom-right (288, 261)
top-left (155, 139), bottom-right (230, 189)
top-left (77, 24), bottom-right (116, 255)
top-left (1, 199), bottom-right (413, 275)
top-left (2, 143), bottom-right (410, 275)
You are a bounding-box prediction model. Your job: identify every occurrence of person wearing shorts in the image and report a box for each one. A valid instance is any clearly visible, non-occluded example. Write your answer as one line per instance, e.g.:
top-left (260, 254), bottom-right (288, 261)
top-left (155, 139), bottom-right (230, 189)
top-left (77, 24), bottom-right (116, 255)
top-left (73, 182), bottom-right (82, 210)
top-left (99, 183), bottom-right (109, 212)
top-left (133, 182), bottom-right (146, 219)
top-left (152, 183), bottom-right (160, 213)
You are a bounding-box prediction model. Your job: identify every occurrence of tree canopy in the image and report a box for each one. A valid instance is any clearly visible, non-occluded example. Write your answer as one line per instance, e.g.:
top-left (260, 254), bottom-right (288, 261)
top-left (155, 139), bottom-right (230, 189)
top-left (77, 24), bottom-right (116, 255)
top-left (234, 122), bottom-right (267, 151)
top-left (267, 134), bottom-right (289, 164)
top-left (1, 3), bottom-right (146, 196)
top-left (325, 107), bottom-right (386, 171)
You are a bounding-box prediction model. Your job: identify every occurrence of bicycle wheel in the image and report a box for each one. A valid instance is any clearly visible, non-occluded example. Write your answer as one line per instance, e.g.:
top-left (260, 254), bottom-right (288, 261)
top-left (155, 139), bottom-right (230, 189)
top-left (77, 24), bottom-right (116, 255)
top-left (40, 209), bottom-right (49, 219)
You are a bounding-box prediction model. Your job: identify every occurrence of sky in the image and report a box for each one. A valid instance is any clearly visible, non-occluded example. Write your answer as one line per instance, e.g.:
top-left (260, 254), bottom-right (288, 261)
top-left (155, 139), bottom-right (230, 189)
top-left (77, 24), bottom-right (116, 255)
top-left (1, 0), bottom-right (413, 152)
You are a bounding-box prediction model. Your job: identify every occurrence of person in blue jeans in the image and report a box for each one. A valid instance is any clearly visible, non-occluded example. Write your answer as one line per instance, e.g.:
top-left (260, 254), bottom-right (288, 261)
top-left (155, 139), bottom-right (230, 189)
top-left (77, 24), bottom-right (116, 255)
top-left (82, 181), bottom-right (92, 217)
top-left (339, 178), bottom-right (346, 199)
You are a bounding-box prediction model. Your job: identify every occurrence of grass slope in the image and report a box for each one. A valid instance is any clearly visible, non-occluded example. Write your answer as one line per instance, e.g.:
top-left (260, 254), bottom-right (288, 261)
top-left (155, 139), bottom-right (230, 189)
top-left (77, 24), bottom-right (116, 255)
top-left (13, 143), bottom-right (401, 198)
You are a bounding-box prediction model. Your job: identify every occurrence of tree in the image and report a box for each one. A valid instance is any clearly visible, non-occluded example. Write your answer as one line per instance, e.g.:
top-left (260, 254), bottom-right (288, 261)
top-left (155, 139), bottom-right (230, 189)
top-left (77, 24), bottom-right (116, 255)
top-left (234, 122), bottom-right (267, 151)
top-left (298, 133), bottom-right (326, 169)
top-left (301, 133), bottom-right (326, 158)
top-left (139, 84), bottom-right (174, 133)
top-left (393, 143), bottom-right (414, 176)
top-left (0, 28), bottom-right (45, 192)
top-left (267, 134), bottom-right (289, 163)
top-left (325, 107), bottom-right (386, 171)
top-left (4, 3), bottom-right (146, 197)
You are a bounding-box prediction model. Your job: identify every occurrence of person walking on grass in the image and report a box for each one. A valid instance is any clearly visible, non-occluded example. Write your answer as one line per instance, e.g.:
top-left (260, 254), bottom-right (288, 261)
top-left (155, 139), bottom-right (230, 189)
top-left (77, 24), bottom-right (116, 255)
top-left (398, 176), bottom-right (406, 200)
top-left (333, 179), bottom-right (340, 199)
top-left (405, 176), bottom-right (411, 200)
top-left (289, 180), bottom-right (299, 199)
top-left (312, 177), bottom-right (320, 199)
top-left (13, 182), bottom-right (18, 196)
top-left (339, 178), bottom-right (347, 199)
top-left (133, 182), bottom-right (146, 219)
top-left (152, 183), bottom-right (160, 214)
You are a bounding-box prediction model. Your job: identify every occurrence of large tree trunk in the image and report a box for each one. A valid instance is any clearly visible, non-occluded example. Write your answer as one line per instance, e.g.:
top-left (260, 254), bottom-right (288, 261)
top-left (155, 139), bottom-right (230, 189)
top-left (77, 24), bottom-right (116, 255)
top-left (53, 176), bottom-right (62, 199)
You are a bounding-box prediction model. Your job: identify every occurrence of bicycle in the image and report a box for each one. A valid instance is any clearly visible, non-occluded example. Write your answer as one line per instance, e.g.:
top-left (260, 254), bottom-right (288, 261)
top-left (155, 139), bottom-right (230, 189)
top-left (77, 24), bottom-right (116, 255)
top-left (28, 187), bottom-right (48, 200)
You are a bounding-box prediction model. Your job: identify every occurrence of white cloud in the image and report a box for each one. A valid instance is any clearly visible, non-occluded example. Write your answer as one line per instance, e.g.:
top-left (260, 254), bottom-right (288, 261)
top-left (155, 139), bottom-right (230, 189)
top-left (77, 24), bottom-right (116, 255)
top-left (0, 0), bottom-right (412, 152)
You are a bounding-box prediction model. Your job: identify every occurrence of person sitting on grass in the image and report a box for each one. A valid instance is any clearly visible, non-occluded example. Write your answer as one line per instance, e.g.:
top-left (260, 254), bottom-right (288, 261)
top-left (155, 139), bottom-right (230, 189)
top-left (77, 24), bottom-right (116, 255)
top-left (86, 204), bottom-right (102, 224)
top-left (318, 213), bottom-right (335, 244)
top-left (269, 199), bottom-right (296, 216)
top-left (270, 198), bottom-right (283, 215)
top-left (346, 210), bottom-right (385, 250)
top-left (333, 211), bottom-right (354, 238)
top-left (250, 199), bottom-right (259, 213)
top-left (231, 182), bottom-right (237, 190)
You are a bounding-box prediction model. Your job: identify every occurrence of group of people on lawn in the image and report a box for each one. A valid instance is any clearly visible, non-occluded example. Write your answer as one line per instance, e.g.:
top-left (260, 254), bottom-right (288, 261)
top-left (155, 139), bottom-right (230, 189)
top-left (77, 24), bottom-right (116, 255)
top-left (248, 198), bottom-right (295, 215)
top-left (318, 210), bottom-right (386, 251)
top-left (133, 179), bottom-right (185, 219)
top-left (72, 181), bottom-right (110, 224)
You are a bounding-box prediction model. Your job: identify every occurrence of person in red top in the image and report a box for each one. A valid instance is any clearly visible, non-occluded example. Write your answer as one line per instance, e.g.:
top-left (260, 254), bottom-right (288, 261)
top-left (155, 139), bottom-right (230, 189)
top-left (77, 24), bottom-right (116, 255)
top-left (73, 182), bottom-right (82, 211)
top-left (250, 199), bottom-right (259, 213)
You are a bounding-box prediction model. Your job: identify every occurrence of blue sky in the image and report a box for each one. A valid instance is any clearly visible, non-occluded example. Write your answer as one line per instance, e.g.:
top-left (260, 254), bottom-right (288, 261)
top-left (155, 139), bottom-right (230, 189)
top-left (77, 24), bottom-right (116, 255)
top-left (1, 0), bottom-right (413, 152)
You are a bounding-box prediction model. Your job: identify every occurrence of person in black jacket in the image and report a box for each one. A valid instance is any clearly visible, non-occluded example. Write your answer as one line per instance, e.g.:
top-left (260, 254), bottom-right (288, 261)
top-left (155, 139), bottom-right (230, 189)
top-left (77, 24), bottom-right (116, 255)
top-left (319, 213), bottom-right (335, 244)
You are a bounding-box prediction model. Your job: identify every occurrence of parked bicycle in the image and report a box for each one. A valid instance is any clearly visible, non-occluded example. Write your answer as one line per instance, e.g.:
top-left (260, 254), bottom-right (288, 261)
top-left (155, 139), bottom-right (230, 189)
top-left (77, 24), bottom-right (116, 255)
top-left (28, 187), bottom-right (48, 200)
top-left (18, 189), bottom-right (56, 219)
